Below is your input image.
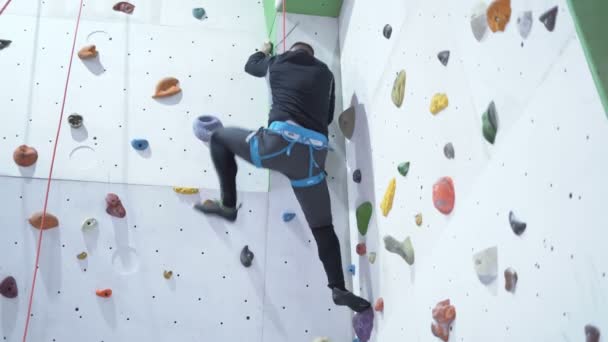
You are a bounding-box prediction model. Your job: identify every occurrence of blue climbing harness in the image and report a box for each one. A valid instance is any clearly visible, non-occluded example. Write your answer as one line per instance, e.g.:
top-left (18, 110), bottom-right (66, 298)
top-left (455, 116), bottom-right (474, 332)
top-left (249, 121), bottom-right (329, 188)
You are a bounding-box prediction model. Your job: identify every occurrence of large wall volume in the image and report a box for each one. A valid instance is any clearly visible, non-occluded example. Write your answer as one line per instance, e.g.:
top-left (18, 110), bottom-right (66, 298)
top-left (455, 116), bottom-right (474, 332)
top-left (339, 0), bottom-right (608, 341)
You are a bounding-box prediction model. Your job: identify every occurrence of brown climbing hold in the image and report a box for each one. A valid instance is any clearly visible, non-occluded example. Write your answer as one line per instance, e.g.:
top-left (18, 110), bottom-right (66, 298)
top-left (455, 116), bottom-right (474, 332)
top-left (356, 243), bottom-right (367, 256)
top-left (28, 212), bottom-right (59, 230)
top-left (96, 289), bottom-right (112, 298)
top-left (13, 145), bottom-right (38, 167)
top-left (585, 325), bottom-right (600, 342)
top-left (163, 270), bottom-right (173, 279)
top-left (374, 298), bottom-right (384, 312)
top-left (0, 276), bottom-right (18, 298)
top-left (504, 267), bottom-right (518, 293)
top-left (153, 77), bottom-right (181, 98)
top-left (486, 0), bottom-right (511, 32)
top-left (113, 1), bottom-right (134, 14)
top-left (431, 299), bottom-right (456, 342)
top-left (432, 177), bottom-right (455, 215)
top-left (78, 45), bottom-right (98, 59)
top-left (106, 193), bottom-right (126, 218)
top-left (77, 252), bottom-right (88, 260)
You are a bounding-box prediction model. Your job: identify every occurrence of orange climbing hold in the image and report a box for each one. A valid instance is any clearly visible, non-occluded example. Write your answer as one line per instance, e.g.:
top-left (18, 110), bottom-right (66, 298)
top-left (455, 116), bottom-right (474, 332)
top-left (77, 45), bottom-right (98, 59)
top-left (28, 212), bottom-right (59, 230)
top-left (431, 299), bottom-right (456, 341)
top-left (13, 145), bottom-right (38, 167)
top-left (486, 0), bottom-right (511, 32)
top-left (433, 177), bottom-right (455, 215)
top-left (96, 289), bottom-right (112, 298)
top-left (374, 298), bottom-right (384, 312)
top-left (152, 77), bottom-right (182, 98)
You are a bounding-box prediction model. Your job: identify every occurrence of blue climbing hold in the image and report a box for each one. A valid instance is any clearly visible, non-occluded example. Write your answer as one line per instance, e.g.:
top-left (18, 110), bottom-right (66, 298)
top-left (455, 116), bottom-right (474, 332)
top-left (348, 264), bottom-right (356, 275)
top-left (193, 115), bottom-right (223, 143)
top-left (131, 139), bottom-right (149, 151)
top-left (192, 7), bottom-right (206, 20)
top-left (282, 212), bottom-right (296, 222)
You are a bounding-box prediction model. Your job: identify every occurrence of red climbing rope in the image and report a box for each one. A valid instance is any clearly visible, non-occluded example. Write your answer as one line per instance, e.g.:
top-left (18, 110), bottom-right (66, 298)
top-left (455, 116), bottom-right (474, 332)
top-left (0, 0), bottom-right (13, 15)
top-left (282, 0), bottom-right (286, 52)
top-left (21, 0), bottom-right (85, 341)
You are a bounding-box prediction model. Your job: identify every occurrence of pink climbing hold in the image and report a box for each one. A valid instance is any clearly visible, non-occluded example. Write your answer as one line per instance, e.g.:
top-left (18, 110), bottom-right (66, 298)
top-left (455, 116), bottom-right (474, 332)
top-left (432, 177), bottom-right (455, 215)
top-left (356, 243), bottom-right (367, 256)
top-left (0, 276), bottom-right (18, 298)
top-left (106, 193), bottom-right (126, 218)
top-left (113, 1), bottom-right (135, 14)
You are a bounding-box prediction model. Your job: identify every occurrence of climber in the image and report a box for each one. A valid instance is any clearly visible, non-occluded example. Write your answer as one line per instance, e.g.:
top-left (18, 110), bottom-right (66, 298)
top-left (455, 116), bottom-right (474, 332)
top-left (194, 41), bottom-right (371, 313)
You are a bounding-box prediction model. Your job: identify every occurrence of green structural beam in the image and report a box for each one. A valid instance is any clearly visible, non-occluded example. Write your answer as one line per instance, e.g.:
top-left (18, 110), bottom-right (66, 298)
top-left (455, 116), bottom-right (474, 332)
top-left (282, 0), bottom-right (343, 17)
top-left (567, 0), bottom-right (608, 117)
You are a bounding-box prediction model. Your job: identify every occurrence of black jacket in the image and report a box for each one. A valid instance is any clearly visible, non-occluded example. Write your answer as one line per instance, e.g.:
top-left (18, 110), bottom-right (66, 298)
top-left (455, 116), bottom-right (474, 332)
top-left (244, 50), bottom-right (335, 136)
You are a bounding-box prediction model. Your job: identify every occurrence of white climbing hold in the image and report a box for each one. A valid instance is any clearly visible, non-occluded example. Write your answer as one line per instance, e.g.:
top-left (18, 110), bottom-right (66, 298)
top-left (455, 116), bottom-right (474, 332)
top-left (82, 218), bottom-right (98, 230)
top-left (473, 246), bottom-right (498, 285)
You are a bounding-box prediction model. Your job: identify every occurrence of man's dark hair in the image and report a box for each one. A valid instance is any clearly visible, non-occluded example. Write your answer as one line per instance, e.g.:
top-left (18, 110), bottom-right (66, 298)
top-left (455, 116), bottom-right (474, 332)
top-left (290, 42), bottom-right (314, 56)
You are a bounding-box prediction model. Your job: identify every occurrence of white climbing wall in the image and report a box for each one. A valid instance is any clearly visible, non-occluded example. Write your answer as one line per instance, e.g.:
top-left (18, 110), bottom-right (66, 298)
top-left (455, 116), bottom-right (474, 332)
top-left (339, 0), bottom-right (608, 341)
top-left (0, 1), bottom-right (352, 342)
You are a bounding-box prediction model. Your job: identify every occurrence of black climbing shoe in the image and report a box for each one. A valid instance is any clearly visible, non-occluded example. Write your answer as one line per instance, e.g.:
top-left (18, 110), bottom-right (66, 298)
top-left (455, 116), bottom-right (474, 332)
top-left (193, 199), bottom-right (238, 222)
top-left (332, 288), bottom-right (371, 313)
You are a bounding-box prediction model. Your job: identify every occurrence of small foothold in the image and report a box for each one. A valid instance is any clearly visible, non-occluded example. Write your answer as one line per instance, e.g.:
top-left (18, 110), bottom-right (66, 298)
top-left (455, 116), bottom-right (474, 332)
top-left (353, 169), bottom-right (362, 183)
top-left (471, 2), bottom-right (488, 41)
top-left (383, 24), bottom-right (392, 39)
top-left (28, 212), bottom-right (59, 230)
top-left (504, 267), bottom-right (518, 293)
top-left (437, 50), bottom-right (450, 66)
top-left (240, 245), bottom-right (254, 268)
top-left (368, 252), bottom-right (377, 264)
top-left (352, 308), bottom-right (374, 342)
top-left (282, 212), bottom-right (296, 222)
top-left (13, 145), bottom-right (38, 167)
top-left (152, 77), bottom-right (181, 98)
top-left (517, 11), bottom-right (533, 39)
top-left (444, 143), bottom-right (455, 159)
top-left (356, 202), bottom-right (373, 236)
top-left (486, 0), bottom-right (511, 32)
top-left (433, 177), bottom-right (455, 215)
top-left (68, 114), bottom-right (83, 128)
top-left (193, 115), bottom-right (223, 143)
top-left (585, 325), bottom-right (600, 342)
top-left (374, 298), bottom-right (384, 312)
top-left (482, 101), bottom-right (499, 144)
top-left (163, 270), bottom-right (173, 279)
top-left (312, 338), bottom-right (331, 342)
top-left (173, 187), bottom-right (199, 195)
top-left (0, 276), bottom-right (18, 298)
top-left (96, 288), bottom-right (112, 298)
top-left (130, 139), bottom-right (149, 151)
top-left (0, 39), bottom-right (11, 50)
top-left (430, 93), bottom-right (449, 115)
top-left (106, 193), bottom-right (126, 218)
top-left (509, 211), bottom-right (527, 235)
top-left (384, 235), bottom-right (415, 265)
top-left (397, 162), bottom-right (410, 177)
top-left (380, 178), bottom-right (396, 217)
top-left (77, 252), bottom-right (88, 260)
top-left (348, 264), bottom-right (356, 275)
top-left (356, 243), bottom-right (367, 256)
top-left (339, 106), bottom-right (356, 139)
top-left (539, 6), bottom-right (558, 32)
top-left (192, 7), bottom-right (206, 20)
top-left (415, 213), bottom-right (423, 226)
top-left (391, 70), bottom-right (406, 108)
top-left (431, 299), bottom-right (456, 341)
top-left (473, 246), bottom-right (498, 285)
top-left (113, 1), bottom-right (134, 14)
top-left (81, 218), bottom-right (98, 230)
top-left (78, 45), bottom-right (98, 59)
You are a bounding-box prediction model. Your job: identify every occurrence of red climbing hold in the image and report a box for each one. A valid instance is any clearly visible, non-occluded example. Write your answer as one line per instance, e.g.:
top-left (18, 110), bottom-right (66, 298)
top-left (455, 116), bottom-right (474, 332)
top-left (113, 2), bottom-right (134, 14)
top-left (28, 212), bottom-right (59, 230)
top-left (374, 297), bottom-right (384, 312)
top-left (0, 276), bottom-right (18, 298)
top-left (356, 243), bottom-right (367, 256)
top-left (433, 177), bottom-right (455, 215)
top-left (431, 299), bottom-right (456, 341)
top-left (106, 193), bottom-right (126, 218)
top-left (96, 288), bottom-right (112, 298)
top-left (13, 145), bottom-right (38, 167)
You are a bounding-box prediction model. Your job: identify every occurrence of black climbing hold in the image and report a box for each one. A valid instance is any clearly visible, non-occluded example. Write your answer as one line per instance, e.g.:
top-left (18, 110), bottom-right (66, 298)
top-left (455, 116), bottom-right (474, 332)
top-left (437, 50), bottom-right (450, 66)
top-left (482, 101), bottom-right (498, 144)
top-left (0, 39), bottom-right (11, 50)
top-left (509, 211), bottom-right (527, 235)
top-left (339, 106), bottom-right (355, 140)
top-left (539, 6), bottom-right (558, 32)
top-left (383, 24), bottom-right (392, 39)
top-left (353, 169), bottom-right (362, 183)
top-left (68, 114), bottom-right (83, 128)
top-left (0, 276), bottom-right (18, 298)
top-left (240, 245), bottom-right (254, 268)
top-left (444, 143), bottom-right (455, 159)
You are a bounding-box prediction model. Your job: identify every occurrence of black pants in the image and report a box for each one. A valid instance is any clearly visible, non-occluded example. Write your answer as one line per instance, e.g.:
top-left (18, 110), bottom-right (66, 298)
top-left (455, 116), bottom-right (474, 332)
top-left (210, 126), bottom-right (346, 290)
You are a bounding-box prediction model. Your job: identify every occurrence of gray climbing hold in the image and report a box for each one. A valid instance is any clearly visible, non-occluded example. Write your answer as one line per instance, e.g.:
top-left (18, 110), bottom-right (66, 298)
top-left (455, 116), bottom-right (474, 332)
top-left (539, 6), bottom-right (558, 32)
top-left (240, 245), bottom-right (254, 268)
top-left (444, 142), bottom-right (455, 159)
top-left (339, 106), bottom-right (355, 140)
top-left (585, 325), bottom-right (600, 342)
top-left (68, 114), bottom-right (83, 128)
top-left (471, 2), bottom-right (488, 42)
top-left (482, 101), bottom-right (498, 144)
top-left (353, 169), bottom-right (362, 183)
top-left (473, 246), bottom-right (498, 285)
top-left (437, 50), bottom-right (450, 66)
top-left (383, 24), bottom-right (392, 39)
top-left (0, 39), bottom-right (11, 50)
top-left (282, 212), bottom-right (296, 222)
top-left (517, 11), bottom-right (533, 39)
top-left (0, 276), bottom-right (17, 298)
top-left (193, 115), bottom-right (223, 143)
top-left (82, 217), bottom-right (98, 230)
top-left (368, 252), bottom-right (376, 264)
top-left (509, 211), bottom-right (527, 235)
top-left (193, 7), bottom-right (206, 20)
top-left (131, 139), bottom-right (149, 151)
top-left (383, 235), bottom-right (414, 265)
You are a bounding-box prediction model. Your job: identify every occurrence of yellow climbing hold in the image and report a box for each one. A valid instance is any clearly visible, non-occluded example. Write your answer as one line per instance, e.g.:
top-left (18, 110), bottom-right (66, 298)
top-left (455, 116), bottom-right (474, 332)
top-left (391, 70), bottom-right (406, 108)
top-left (173, 187), bottom-right (199, 195)
top-left (163, 270), bottom-right (173, 279)
top-left (415, 213), bottom-right (423, 226)
top-left (380, 178), bottom-right (396, 217)
top-left (430, 93), bottom-right (449, 115)
top-left (77, 252), bottom-right (88, 260)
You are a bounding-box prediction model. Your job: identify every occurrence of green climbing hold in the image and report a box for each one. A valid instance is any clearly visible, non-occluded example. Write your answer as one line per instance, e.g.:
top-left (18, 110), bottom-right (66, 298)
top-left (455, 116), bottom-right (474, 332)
top-left (397, 162), bottom-right (410, 176)
top-left (391, 70), bottom-right (406, 108)
top-left (193, 8), bottom-right (206, 20)
top-left (482, 101), bottom-right (498, 144)
top-left (356, 202), bottom-right (373, 236)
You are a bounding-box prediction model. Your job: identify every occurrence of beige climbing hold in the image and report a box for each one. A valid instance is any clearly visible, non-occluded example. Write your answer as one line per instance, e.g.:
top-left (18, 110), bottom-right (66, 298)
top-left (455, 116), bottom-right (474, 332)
top-left (77, 252), bottom-right (88, 260)
top-left (380, 178), bottom-right (396, 217)
top-left (391, 70), bottom-right (406, 108)
top-left (473, 246), bottom-right (498, 285)
top-left (163, 270), bottom-right (173, 279)
top-left (430, 93), bottom-right (449, 115)
top-left (312, 338), bottom-right (331, 342)
top-left (153, 77), bottom-right (181, 98)
top-left (78, 45), bottom-right (98, 59)
top-left (28, 212), bottom-right (59, 230)
top-left (368, 252), bottom-right (377, 264)
top-left (173, 187), bottom-right (199, 195)
top-left (415, 213), bottom-right (423, 226)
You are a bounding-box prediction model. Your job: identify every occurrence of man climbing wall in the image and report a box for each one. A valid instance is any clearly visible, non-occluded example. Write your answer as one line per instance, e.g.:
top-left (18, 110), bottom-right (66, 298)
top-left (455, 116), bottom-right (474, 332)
top-left (194, 40), bottom-right (371, 313)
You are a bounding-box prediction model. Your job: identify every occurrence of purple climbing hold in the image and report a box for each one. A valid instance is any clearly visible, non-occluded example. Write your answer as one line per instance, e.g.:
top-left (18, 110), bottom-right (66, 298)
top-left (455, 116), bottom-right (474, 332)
top-left (0, 276), bottom-right (18, 298)
top-left (193, 115), bottom-right (223, 143)
top-left (353, 169), bottom-right (362, 183)
top-left (353, 308), bottom-right (374, 342)
top-left (348, 264), bottom-right (356, 276)
top-left (282, 212), bottom-right (296, 222)
top-left (0, 39), bottom-right (12, 50)
top-left (240, 245), bottom-right (254, 268)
